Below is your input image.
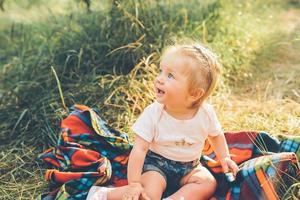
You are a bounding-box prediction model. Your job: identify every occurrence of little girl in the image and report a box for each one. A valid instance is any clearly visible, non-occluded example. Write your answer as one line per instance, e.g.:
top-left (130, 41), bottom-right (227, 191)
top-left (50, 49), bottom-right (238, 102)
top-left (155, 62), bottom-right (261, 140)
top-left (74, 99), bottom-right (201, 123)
top-left (87, 43), bottom-right (239, 200)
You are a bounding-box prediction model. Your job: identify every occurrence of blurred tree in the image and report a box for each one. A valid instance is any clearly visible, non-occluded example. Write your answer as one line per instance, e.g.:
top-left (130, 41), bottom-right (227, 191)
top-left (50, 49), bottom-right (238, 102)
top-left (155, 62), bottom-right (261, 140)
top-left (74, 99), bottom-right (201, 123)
top-left (0, 0), bottom-right (93, 12)
top-left (0, 0), bottom-right (5, 11)
top-left (82, 0), bottom-right (91, 12)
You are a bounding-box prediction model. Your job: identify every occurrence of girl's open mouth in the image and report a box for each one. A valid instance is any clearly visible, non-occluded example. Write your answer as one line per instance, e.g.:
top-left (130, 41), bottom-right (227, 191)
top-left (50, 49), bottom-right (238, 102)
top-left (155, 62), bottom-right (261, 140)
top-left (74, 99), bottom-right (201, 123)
top-left (157, 88), bottom-right (165, 94)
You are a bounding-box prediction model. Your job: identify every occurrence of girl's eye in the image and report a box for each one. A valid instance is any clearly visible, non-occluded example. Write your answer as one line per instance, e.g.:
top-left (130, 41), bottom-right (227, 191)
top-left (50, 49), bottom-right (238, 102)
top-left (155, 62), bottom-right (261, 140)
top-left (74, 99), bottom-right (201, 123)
top-left (167, 73), bottom-right (174, 79)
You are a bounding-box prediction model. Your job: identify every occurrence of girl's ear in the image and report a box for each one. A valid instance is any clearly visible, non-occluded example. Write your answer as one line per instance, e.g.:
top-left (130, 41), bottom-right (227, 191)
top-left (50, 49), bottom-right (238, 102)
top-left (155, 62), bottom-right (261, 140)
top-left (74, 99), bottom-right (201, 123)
top-left (189, 88), bottom-right (205, 101)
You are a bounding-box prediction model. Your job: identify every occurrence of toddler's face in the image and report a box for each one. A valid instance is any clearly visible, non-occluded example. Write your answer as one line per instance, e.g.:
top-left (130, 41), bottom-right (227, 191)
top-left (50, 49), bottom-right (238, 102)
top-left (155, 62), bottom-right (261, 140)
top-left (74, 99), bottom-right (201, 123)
top-left (154, 51), bottom-right (195, 109)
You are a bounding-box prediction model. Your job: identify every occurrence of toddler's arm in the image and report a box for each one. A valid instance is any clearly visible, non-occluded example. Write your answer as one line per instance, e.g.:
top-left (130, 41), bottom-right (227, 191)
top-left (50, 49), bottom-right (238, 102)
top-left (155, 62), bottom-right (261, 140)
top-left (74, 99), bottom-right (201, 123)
top-left (128, 135), bottom-right (150, 183)
top-left (125, 135), bottom-right (150, 199)
top-left (208, 134), bottom-right (239, 176)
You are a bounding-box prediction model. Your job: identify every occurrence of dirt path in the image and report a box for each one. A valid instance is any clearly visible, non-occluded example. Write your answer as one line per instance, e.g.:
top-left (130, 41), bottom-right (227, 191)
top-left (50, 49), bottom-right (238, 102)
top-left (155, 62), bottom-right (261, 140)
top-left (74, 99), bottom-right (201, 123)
top-left (217, 7), bottom-right (300, 134)
top-left (234, 8), bottom-right (300, 103)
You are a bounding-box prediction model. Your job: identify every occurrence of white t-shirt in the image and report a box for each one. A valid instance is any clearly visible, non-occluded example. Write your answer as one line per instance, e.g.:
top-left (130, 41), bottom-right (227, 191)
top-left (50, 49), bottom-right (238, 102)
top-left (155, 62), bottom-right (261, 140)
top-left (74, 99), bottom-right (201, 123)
top-left (131, 101), bottom-right (223, 162)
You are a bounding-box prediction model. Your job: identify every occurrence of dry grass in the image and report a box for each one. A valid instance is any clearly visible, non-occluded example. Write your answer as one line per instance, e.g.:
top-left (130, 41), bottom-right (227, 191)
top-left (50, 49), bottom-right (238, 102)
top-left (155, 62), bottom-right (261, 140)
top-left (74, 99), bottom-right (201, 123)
top-left (0, 145), bottom-right (46, 199)
top-left (215, 96), bottom-right (300, 135)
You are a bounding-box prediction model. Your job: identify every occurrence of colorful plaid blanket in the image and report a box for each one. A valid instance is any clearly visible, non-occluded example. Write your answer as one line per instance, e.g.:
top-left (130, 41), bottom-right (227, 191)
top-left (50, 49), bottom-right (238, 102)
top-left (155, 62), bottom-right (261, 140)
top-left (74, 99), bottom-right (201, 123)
top-left (38, 105), bottom-right (300, 200)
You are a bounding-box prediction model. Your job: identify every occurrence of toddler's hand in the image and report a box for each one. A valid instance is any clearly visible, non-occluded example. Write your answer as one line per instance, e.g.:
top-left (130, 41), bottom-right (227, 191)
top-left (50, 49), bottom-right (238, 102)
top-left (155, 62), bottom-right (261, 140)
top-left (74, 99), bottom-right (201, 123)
top-left (220, 157), bottom-right (239, 177)
top-left (122, 182), bottom-right (150, 200)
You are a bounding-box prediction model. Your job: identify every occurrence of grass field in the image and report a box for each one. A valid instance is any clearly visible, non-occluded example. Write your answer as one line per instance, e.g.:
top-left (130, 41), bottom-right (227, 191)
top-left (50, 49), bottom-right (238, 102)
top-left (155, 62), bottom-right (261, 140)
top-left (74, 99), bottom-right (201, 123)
top-left (0, 0), bottom-right (299, 199)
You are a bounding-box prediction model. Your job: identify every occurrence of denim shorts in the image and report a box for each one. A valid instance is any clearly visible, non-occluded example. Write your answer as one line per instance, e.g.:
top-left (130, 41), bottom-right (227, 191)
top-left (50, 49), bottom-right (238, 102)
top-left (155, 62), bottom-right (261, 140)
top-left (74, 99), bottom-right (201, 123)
top-left (142, 151), bottom-right (200, 197)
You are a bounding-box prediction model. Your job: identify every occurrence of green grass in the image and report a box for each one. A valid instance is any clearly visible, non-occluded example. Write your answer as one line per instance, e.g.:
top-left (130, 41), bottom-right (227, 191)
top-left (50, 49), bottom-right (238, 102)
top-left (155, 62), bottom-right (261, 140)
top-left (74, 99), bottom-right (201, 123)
top-left (0, 0), bottom-right (299, 199)
top-left (0, 0), bottom-right (220, 147)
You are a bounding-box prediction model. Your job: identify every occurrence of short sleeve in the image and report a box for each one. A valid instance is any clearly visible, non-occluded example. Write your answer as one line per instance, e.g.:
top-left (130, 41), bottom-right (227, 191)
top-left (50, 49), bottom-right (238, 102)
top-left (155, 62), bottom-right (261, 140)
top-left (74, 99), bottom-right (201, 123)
top-left (206, 104), bottom-right (223, 137)
top-left (131, 104), bottom-right (155, 143)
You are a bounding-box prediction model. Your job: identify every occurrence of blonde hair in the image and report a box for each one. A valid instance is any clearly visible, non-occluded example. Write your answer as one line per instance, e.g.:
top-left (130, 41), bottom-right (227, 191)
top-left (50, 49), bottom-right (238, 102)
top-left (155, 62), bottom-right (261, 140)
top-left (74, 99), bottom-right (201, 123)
top-left (163, 43), bottom-right (221, 108)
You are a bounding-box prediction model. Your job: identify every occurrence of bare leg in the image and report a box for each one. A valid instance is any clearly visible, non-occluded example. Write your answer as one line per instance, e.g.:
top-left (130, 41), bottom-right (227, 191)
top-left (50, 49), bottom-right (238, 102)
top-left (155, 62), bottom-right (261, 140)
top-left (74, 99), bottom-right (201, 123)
top-left (166, 165), bottom-right (217, 200)
top-left (89, 170), bottom-right (167, 200)
top-left (141, 171), bottom-right (167, 200)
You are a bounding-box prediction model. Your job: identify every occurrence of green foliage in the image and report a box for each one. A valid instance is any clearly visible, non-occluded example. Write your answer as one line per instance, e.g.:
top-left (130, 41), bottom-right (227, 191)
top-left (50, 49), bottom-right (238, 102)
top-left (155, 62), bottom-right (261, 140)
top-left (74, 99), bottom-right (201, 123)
top-left (0, 0), bottom-right (220, 147)
top-left (0, 0), bottom-right (293, 147)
